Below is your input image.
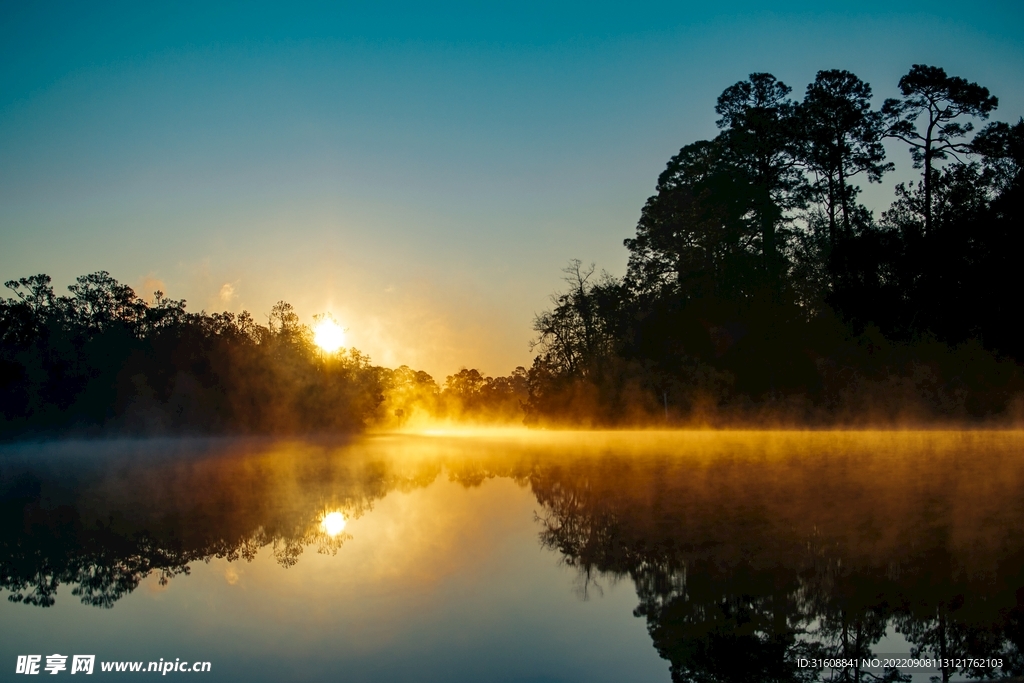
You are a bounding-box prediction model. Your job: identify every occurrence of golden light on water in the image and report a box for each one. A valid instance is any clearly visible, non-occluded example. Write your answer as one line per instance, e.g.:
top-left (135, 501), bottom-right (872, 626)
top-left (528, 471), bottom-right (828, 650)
top-left (321, 511), bottom-right (347, 537)
top-left (313, 319), bottom-right (346, 353)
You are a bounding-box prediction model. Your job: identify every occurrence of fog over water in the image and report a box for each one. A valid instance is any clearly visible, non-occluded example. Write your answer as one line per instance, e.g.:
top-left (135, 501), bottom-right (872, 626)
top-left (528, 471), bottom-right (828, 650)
top-left (2, 431), bottom-right (1023, 681)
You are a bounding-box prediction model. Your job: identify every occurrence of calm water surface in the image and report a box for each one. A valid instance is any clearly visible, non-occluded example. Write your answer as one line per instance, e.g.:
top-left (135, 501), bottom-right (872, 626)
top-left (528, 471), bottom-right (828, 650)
top-left (1, 431), bottom-right (1023, 682)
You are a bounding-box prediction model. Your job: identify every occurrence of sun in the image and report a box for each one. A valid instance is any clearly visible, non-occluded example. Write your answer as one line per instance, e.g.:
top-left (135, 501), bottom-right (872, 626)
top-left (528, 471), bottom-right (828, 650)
top-left (313, 319), bottom-right (346, 353)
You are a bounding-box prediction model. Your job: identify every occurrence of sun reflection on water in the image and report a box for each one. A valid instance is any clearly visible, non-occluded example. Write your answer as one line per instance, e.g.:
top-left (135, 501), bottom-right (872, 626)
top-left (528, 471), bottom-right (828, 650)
top-left (320, 511), bottom-right (347, 537)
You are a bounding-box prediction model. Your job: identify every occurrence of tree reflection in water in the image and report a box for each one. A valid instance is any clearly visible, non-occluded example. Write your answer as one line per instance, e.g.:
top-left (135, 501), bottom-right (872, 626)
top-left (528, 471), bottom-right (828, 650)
top-left (0, 438), bottom-right (441, 606)
top-left (2, 431), bottom-right (1024, 682)
top-left (530, 432), bottom-right (1024, 682)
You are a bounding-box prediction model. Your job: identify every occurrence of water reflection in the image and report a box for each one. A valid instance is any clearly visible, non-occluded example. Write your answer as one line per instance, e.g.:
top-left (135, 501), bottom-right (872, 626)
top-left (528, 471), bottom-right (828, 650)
top-left (320, 511), bottom-right (347, 538)
top-left (2, 431), bottom-right (1023, 682)
top-left (527, 432), bottom-right (1024, 682)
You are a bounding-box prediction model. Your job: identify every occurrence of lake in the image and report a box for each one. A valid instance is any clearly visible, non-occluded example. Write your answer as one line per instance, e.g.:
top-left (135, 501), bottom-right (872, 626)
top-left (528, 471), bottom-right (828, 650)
top-left (2, 430), bottom-right (1023, 682)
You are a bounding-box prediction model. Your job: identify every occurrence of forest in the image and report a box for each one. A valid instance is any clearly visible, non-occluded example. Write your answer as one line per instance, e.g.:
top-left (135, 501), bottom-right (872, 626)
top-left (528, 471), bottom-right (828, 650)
top-left (1, 63), bottom-right (1022, 435)
top-left (0, 273), bottom-right (526, 436)
top-left (527, 64), bottom-right (1024, 426)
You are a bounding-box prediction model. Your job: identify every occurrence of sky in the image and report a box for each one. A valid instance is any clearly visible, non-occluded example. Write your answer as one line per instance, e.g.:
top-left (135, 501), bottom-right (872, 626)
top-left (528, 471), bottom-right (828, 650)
top-left (2, 1), bottom-right (1022, 379)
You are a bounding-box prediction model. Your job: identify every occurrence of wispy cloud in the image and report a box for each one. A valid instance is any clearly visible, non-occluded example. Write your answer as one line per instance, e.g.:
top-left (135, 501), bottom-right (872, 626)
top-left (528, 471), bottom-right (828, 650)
top-left (138, 274), bottom-right (167, 302)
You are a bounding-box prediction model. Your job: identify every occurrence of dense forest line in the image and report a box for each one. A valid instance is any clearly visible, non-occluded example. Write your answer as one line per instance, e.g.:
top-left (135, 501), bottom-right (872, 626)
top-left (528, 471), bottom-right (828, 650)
top-left (2, 63), bottom-right (1022, 434)
top-left (0, 273), bottom-right (526, 436)
top-left (526, 64), bottom-right (1024, 426)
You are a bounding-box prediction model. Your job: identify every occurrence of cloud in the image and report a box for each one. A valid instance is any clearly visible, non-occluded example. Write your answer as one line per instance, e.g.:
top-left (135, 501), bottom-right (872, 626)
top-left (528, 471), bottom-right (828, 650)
top-left (138, 275), bottom-right (167, 303)
top-left (219, 282), bottom-right (236, 304)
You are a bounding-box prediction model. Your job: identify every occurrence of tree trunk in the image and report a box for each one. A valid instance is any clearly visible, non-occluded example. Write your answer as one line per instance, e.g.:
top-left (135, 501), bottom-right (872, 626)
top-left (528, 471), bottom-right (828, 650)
top-left (838, 159), bottom-right (851, 237)
top-left (923, 116), bottom-right (936, 236)
top-left (827, 174), bottom-right (838, 249)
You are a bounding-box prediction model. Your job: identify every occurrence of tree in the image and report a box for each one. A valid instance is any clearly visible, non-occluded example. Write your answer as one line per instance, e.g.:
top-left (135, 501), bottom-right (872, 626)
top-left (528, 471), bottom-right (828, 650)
top-left (66, 271), bottom-right (148, 333)
top-left (268, 301), bottom-right (302, 336)
top-left (799, 69), bottom-right (891, 247)
top-left (1, 271), bottom-right (389, 436)
top-left (531, 260), bottom-right (618, 378)
top-left (443, 368), bottom-right (488, 401)
top-left (715, 73), bottom-right (804, 289)
top-left (625, 138), bottom-right (761, 302)
top-left (882, 65), bottom-right (998, 235)
top-left (967, 118), bottom-right (1024, 359)
top-left (4, 274), bottom-right (57, 317)
top-left (971, 117), bottom-right (1024, 193)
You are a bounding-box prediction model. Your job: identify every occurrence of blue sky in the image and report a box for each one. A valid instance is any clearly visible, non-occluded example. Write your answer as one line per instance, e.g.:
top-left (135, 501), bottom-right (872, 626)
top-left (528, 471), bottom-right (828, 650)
top-left (2, 1), bottom-right (1022, 377)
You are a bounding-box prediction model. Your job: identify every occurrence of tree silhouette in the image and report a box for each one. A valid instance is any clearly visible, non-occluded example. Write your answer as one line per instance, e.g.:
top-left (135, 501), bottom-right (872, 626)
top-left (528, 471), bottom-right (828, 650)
top-left (624, 139), bottom-right (761, 302)
top-left (800, 69), bottom-right (891, 247)
top-left (0, 273), bottom-right (389, 436)
top-left (882, 65), bottom-right (998, 235)
top-left (528, 63), bottom-right (1021, 427)
top-left (531, 260), bottom-right (619, 378)
top-left (715, 73), bottom-right (804, 291)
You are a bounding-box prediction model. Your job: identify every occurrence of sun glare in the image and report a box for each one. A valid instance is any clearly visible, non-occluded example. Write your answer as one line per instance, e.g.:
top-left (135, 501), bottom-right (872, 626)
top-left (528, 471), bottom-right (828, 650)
top-left (320, 511), bottom-right (347, 537)
top-left (313, 319), bottom-right (346, 353)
